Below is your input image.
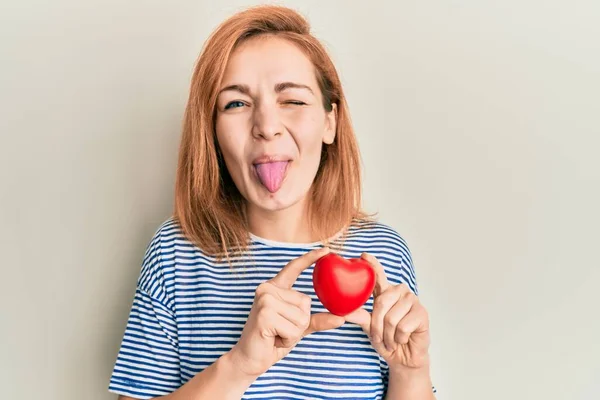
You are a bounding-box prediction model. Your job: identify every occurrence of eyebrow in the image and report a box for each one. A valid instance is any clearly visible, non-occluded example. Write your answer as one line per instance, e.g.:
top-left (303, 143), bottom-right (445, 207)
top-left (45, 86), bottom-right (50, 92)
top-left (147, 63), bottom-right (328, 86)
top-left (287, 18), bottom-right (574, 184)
top-left (218, 82), bottom-right (314, 96)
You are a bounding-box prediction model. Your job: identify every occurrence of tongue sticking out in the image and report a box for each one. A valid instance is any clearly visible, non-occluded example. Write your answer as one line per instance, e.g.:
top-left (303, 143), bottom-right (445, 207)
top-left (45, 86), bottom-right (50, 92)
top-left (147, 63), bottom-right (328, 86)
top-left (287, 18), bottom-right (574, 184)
top-left (255, 161), bottom-right (288, 193)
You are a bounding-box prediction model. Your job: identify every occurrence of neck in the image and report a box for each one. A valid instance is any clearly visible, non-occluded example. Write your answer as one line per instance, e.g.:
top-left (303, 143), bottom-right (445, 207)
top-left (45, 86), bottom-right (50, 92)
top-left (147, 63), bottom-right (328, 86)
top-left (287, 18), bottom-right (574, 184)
top-left (246, 196), bottom-right (315, 244)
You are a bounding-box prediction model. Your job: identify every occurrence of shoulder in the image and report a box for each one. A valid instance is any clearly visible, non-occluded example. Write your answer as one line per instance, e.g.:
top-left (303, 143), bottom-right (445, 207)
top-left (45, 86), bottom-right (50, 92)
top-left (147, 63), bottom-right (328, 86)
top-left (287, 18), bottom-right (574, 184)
top-left (142, 216), bottom-right (204, 260)
top-left (348, 219), bottom-right (414, 263)
top-left (139, 217), bottom-right (180, 275)
top-left (136, 217), bottom-right (191, 306)
top-left (348, 219), bottom-right (419, 294)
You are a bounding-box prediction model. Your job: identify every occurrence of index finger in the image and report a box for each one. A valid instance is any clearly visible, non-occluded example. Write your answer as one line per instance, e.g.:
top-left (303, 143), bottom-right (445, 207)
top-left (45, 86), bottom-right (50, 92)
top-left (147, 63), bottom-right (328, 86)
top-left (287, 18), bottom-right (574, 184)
top-left (271, 247), bottom-right (331, 288)
top-left (361, 253), bottom-right (390, 296)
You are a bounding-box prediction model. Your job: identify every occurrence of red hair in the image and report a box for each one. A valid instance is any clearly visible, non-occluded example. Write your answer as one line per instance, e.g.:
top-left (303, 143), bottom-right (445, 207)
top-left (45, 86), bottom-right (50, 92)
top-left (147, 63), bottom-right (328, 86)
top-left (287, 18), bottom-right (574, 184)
top-left (174, 5), bottom-right (373, 259)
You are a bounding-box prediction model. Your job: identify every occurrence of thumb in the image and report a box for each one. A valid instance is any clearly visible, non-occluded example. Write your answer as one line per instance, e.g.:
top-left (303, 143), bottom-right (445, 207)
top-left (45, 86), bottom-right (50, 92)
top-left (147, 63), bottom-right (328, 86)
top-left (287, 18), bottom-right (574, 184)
top-left (303, 312), bottom-right (346, 336)
top-left (344, 308), bottom-right (371, 335)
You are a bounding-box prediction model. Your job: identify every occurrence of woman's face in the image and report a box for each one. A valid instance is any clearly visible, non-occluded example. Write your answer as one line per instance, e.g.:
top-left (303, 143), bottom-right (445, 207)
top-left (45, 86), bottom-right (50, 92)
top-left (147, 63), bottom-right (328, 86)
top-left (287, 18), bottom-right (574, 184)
top-left (215, 36), bottom-right (337, 214)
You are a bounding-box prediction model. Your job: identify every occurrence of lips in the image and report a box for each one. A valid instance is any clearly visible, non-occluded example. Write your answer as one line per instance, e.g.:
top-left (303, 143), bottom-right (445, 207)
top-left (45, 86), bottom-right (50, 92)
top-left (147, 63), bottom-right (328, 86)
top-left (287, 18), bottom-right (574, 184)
top-left (252, 155), bottom-right (292, 165)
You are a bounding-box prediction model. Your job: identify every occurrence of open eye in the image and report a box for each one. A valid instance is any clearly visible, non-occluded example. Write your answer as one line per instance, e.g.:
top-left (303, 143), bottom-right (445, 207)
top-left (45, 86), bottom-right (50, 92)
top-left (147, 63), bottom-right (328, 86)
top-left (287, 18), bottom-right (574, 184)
top-left (224, 101), bottom-right (246, 110)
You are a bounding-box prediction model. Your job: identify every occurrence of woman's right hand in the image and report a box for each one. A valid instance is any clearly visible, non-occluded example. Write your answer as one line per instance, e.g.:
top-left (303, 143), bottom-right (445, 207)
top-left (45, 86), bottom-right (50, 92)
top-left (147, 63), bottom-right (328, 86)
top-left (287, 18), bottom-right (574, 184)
top-left (228, 247), bottom-right (345, 378)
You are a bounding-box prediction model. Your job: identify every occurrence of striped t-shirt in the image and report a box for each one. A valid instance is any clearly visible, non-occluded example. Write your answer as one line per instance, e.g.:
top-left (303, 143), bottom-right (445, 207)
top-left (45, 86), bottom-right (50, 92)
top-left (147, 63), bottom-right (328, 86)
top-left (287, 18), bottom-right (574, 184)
top-left (108, 217), bottom-right (434, 399)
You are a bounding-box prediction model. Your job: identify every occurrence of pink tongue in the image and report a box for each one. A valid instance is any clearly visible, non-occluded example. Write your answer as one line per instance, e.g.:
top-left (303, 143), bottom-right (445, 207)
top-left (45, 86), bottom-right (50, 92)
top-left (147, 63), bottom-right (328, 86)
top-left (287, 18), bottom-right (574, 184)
top-left (255, 161), bottom-right (288, 193)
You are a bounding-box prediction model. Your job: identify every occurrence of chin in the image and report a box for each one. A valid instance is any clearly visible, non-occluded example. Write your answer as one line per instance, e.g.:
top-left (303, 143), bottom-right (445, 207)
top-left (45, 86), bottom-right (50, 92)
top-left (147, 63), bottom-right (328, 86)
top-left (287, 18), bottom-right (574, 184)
top-left (249, 185), bottom-right (309, 213)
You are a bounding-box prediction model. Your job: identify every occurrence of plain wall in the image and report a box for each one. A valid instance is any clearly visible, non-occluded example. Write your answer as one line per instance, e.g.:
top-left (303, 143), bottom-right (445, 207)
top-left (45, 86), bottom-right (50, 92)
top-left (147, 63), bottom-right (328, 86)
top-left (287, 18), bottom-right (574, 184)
top-left (1, 1), bottom-right (598, 399)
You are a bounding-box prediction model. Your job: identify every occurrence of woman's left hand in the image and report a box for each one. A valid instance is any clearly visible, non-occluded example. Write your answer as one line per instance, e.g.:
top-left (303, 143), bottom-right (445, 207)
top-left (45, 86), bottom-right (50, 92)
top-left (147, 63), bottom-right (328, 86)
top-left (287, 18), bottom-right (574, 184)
top-left (345, 253), bottom-right (431, 372)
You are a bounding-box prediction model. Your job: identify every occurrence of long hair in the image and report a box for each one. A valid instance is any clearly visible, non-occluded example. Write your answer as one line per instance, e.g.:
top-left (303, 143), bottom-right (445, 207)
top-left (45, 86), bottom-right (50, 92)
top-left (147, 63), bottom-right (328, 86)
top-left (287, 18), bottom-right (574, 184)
top-left (173, 5), bottom-right (374, 260)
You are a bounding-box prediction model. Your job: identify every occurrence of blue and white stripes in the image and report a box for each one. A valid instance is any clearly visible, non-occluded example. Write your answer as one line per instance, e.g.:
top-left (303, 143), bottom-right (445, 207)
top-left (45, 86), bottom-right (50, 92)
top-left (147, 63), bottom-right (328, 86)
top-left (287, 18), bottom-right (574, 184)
top-left (109, 218), bottom-right (428, 399)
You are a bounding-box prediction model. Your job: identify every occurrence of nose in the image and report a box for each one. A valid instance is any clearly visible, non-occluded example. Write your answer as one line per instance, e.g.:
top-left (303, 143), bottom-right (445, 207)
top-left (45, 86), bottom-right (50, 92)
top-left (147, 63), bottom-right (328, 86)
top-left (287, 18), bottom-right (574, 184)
top-left (252, 101), bottom-right (282, 140)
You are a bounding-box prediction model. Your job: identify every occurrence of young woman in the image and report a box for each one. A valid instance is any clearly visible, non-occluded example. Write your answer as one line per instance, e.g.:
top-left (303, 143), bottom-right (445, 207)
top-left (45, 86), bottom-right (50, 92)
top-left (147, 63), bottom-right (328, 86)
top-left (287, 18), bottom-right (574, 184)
top-left (109, 5), bottom-right (436, 400)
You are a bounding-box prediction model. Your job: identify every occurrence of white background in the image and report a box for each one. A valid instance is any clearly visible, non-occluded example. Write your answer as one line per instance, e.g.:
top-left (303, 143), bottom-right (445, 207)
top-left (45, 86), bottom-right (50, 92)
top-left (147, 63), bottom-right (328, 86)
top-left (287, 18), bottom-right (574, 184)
top-left (1, 1), bottom-right (598, 399)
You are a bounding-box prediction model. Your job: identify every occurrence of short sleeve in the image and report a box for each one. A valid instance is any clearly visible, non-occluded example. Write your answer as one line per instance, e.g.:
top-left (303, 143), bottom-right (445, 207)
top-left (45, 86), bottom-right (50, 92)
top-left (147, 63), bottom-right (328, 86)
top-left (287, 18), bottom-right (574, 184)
top-left (108, 227), bottom-right (181, 399)
top-left (380, 228), bottom-right (419, 295)
top-left (379, 227), bottom-right (437, 396)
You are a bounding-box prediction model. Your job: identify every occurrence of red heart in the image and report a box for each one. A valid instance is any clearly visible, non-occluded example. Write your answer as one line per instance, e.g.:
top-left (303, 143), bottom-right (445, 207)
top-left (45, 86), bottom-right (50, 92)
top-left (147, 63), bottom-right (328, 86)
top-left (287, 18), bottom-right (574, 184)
top-left (312, 253), bottom-right (376, 316)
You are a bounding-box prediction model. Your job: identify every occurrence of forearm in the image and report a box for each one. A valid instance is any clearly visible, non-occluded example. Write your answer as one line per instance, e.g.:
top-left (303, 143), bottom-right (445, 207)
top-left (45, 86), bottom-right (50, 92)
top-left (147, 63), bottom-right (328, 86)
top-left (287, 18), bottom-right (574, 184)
top-left (160, 351), bottom-right (257, 400)
top-left (385, 364), bottom-right (436, 400)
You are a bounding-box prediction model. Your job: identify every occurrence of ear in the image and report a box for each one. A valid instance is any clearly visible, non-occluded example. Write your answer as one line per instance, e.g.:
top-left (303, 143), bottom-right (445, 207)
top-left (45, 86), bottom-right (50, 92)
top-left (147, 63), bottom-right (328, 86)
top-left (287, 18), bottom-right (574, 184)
top-left (323, 103), bottom-right (337, 145)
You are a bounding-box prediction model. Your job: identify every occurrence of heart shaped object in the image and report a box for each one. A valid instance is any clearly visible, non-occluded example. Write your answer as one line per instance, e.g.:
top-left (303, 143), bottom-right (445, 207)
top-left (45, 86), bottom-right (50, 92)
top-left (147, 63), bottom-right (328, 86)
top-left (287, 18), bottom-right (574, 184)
top-left (312, 253), bottom-right (376, 316)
